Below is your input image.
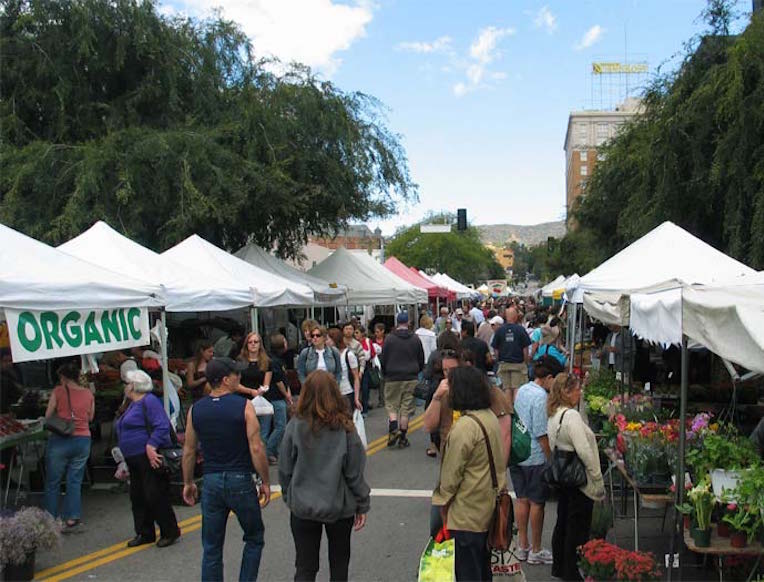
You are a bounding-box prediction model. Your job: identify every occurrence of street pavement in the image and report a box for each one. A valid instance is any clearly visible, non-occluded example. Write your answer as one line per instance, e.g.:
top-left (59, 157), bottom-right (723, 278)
top-left (34, 404), bottom-right (561, 582)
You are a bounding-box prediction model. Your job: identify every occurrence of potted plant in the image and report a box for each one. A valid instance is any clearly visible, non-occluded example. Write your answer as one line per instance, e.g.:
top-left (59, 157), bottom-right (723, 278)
top-left (0, 507), bottom-right (61, 581)
top-left (590, 501), bottom-right (613, 540)
top-left (578, 539), bottom-right (661, 581)
top-left (675, 502), bottom-right (694, 530)
top-left (687, 478), bottom-right (715, 547)
top-left (723, 506), bottom-right (754, 548)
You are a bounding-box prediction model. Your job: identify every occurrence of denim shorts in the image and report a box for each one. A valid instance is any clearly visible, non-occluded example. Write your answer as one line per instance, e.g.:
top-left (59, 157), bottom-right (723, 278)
top-left (509, 464), bottom-right (549, 504)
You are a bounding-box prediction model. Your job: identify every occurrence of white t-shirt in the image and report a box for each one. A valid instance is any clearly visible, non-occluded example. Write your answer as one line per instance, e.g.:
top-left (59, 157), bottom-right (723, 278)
top-left (339, 348), bottom-right (358, 396)
top-left (315, 349), bottom-right (327, 371)
top-left (609, 333), bottom-right (618, 365)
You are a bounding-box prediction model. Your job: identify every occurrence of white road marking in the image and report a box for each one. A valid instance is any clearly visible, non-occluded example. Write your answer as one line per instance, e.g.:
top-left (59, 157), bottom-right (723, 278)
top-left (269, 486), bottom-right (517, 499)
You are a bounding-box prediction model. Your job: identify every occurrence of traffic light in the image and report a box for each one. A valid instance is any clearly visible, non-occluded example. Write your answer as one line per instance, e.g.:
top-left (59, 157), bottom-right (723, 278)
top-left (457, 208), bottom-right (467, 231)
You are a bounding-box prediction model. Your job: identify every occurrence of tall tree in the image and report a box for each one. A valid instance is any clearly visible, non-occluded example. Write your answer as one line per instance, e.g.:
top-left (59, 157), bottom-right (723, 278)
top-left (386, 215), bottom-right (504, 284)
top-left (0, 0), bottom-right (416, 256)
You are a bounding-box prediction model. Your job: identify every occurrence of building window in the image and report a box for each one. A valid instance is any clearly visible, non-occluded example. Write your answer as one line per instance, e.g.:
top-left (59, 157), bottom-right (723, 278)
top-left (580, 151), bottom-right (588, 162)
top-left (596, 123), bottom-right (609, 145)
top-left (597, 152), bottom-right (606, 161)
top-left (580, 165), bottom-right (588, 176)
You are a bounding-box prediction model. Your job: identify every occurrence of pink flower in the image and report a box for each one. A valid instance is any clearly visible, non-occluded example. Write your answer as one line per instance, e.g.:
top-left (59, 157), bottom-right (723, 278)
top-left (727, 503), bottom-right (737, 511)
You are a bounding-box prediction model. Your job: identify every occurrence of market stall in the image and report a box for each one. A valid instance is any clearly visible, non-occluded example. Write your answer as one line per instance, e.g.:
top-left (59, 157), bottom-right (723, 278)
top-left (308, 247), bottom-right (427, 306)
top-left (0, 222), bottom-right (165, 504)
top-left (383, 257), bottom-right (449, 311)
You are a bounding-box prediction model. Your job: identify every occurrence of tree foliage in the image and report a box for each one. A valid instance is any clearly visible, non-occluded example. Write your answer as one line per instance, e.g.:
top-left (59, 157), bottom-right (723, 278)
top-left (562, 6), bottom-right (764, 272)
top-left (386, 214), bottom-right (504, 285)
top-left (0, 0), bottom-right (416, 256)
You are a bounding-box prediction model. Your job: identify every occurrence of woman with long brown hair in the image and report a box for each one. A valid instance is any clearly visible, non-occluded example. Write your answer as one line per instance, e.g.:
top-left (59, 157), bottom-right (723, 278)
top-left (236, 332), bottom-right (273, 399)
top-left (278, 370), bottom-right (370, 582)
top-left (186, 340), bottom-right (214, 400)
top-left (547, 373), bottom-right (604, 581)
top-left (326, 327), bottom-right (361, 414)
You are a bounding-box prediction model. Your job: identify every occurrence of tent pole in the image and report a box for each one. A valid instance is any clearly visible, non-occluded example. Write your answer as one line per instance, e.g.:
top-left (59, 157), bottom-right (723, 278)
top-left (579, 309), bottom-right (585, 371)
top-left (250, 307), bottom-right (259, 334)
top-left (160, 309), bottom-right (170, 417)
top-left (668, 334), bottom-right (689, 582)
top-left (310, 306), bottom-right (315, 321)
top-left (568, 303), bottom-right (576, 373)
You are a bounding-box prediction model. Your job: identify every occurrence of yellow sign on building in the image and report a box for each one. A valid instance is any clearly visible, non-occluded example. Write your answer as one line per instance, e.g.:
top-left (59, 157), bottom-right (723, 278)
top-left (592, 62), bottom-right (648, 74)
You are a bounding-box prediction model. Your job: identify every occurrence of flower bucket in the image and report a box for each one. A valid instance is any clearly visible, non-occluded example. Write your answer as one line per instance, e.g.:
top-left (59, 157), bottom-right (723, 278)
top-left (2, 552), bottom-right (35, 582)
top-left (710, 469), bottom-right (739, 502)
top-left (691, 527), bottom-right (712, 548)
top-left (717, 521), bottom-right (730, 537)
top-left (730, 531), bottom-right (747, 548)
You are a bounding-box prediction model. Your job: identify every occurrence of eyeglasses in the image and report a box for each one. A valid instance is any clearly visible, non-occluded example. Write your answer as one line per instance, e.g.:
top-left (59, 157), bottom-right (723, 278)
top-left (311, 333), bottom-right (322, 338)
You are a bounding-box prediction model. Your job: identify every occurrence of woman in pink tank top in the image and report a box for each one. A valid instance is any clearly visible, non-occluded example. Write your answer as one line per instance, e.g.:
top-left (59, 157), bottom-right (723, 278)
top-left (43, 358), bottom-right (94, 531)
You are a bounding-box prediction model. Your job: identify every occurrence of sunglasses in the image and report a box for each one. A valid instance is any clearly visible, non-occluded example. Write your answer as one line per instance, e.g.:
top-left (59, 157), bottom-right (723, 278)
top-left (311, 333), bottom-right (323, 338)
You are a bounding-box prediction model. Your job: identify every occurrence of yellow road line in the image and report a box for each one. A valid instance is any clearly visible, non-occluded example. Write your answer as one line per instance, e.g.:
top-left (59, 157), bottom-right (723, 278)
top-left (37, 413), bottom-right (426, 581)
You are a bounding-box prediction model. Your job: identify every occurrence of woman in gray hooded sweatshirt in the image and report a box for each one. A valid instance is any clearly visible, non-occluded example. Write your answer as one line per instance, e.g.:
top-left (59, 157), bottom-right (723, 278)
top-left (278, 370), bottom-right (370, 582)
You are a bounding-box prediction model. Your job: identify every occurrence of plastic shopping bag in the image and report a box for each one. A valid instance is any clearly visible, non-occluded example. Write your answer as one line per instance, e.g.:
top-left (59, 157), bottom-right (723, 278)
top-left (418, 535), bottom-right (455, 582)
top-left (491, 540), bottom-right (526, 581)
top-left (251, 395), bottom-right (274, 416)
top-left (353, 409), bottom-right (367, 448)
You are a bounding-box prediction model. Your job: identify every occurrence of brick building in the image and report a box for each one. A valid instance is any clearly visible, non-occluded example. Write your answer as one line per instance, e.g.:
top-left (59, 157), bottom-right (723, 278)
top-left (563, 98), bottom-right (642, 227)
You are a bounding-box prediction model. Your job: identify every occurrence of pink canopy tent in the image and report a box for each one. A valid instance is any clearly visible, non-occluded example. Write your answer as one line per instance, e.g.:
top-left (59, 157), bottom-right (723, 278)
top-left (383, 256), bottom-right (449, 300)
top-left (411, 267), bottom-right (456, 302)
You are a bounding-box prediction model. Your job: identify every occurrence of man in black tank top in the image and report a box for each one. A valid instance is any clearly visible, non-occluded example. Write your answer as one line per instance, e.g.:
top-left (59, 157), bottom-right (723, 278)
top-left (181, 357), bottom-right (271, 581)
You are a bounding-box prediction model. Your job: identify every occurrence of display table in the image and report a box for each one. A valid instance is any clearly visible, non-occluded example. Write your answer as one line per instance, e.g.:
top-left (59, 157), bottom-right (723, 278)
top-left (605, 450), bottom-right (674, 551)
top-left (683, 528), bottom-right (763, 582)
top-left (1, 427), bottom-right (47, 506)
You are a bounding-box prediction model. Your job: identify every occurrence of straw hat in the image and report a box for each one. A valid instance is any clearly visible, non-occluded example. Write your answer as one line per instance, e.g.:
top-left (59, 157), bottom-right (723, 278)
top-left (540, 325), bottom-right (560, 345)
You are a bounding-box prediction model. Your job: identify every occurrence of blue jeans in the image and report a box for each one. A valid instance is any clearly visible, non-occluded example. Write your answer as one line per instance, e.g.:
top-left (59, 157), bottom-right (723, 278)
top-left (44, 435), bottom-right (90, 520)
top-left (201, 472), bottom-right (265, 582)
top-left (259, 399), bottom-right (287, 458)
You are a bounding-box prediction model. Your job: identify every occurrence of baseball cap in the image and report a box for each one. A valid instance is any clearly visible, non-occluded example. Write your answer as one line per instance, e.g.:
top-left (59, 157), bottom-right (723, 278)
top-left (205, 357), bottom-right (247, 386)
top-left (455, 308), bottom-right (463, 315)
top-left (396, 311), bottom-right (409, 324)
top-left (490, 316), bottom-right (504, 325)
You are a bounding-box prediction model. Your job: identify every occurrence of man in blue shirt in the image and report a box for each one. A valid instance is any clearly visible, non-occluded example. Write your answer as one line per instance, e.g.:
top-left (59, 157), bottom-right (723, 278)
top-left (491, 306), bottom-right (531, 405)
top-left (511, 356), bottom-right (563, 566)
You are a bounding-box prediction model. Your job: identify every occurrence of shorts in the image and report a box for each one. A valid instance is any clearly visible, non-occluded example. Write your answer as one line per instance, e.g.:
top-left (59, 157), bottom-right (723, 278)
top-left (498, 362), bottom-right (527, 392)
top-left (509, 464), bottom-right (549, 505)
top-left (384, 379), bottom-right (417, 418)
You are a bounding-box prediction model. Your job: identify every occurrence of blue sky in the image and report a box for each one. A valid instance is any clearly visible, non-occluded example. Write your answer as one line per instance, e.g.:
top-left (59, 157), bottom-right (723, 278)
top-left (161, 0), bottom-right (751, 235)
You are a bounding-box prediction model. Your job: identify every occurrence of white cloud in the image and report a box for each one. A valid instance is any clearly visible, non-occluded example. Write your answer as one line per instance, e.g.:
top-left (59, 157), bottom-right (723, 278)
top-left (450, 26), bottom-right (513, 97)
top-left (396, 36), bottom-right (452, 54)
top-left (533, 6), bottom-right (557, 34)
top-left (575, 25), bottom-right (604, 50)
top-left (469, 26), bottom-right (515, 64)
top-left (452, 82), bottom-right (469, 97)
top-left (164, 0), bottom-right (373, 76)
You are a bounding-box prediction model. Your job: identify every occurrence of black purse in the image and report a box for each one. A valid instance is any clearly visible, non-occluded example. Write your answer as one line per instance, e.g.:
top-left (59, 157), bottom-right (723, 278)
top-left (44, 384), bottom-right (75, 437)
top-left (142, 400), bottom-right (183, 477)
top-left (542, 409), bottom-right (588, 490)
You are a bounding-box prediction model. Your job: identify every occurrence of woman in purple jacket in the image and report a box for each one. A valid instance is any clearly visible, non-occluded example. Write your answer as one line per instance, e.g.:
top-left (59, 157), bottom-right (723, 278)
top-left (116, 369), bottom-right (180, 548)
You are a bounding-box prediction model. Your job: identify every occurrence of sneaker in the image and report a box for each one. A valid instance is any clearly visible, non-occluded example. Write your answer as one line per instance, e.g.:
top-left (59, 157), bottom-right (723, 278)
top-left (397, 436), bottom-right (410, 448)
top-left (387, 431), bottom-right (400, 447)
top-left (515, 545), bottom-right (530, 561)
top-left (527, 548), bottom-right (554, 565)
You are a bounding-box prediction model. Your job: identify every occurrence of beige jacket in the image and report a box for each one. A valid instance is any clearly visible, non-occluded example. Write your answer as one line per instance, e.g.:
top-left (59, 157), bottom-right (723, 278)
top-left (547, 407), bottom-right (605, 501)
top-left (432, 408), bottom-right (507, 532)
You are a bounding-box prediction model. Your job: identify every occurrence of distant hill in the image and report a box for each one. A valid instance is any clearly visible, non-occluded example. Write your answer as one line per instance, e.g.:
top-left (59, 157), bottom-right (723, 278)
top-left (477, 221), bottom-right (566, 247)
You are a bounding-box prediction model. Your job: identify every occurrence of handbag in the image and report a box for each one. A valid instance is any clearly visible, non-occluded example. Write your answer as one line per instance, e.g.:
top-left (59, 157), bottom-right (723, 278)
top-left (44, 384), bottom-right (75, 437)
top-left (465, 414), bottom-right (513, 551)
top-left (542, 409), bottom-right (588, 490)
top-left (413, 377), bottom-right (431, 401)
top-left (509, 413), bottom-right (531, 466)
top-left (142, 400), bottom-right (183, 477)
top-left (251, 395), bottom-right (274, 416)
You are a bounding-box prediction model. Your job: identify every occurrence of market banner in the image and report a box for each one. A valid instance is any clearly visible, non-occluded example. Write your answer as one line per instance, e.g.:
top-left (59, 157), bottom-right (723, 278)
top-left (5, 307), bottom-right (149, 363)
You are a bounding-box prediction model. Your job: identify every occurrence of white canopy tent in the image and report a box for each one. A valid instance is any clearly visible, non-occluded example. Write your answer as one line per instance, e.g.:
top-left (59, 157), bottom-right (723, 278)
top-left (163, 235), bottom-right (314, 308)
top-left (430, 272), bottom-right (473, 299)
top-left (234, 242), bottom-right (347, 305)
top-left (629, 271), bottom-right (764, 374)
top-left (541, 275), bottom-right (566, 298)
top-left (566, 222), bottom-right (755, 308)
top-left (0, 222), bottom-right (164, 311)
top-left (308, 247), bottom-right (427, 305)
top-left (59, 221), bottom-right (252, 312)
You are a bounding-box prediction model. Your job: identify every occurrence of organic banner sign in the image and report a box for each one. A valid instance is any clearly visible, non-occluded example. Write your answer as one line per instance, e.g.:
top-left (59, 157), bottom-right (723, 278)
top-left (5, 307), bottom-right (149, 363)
